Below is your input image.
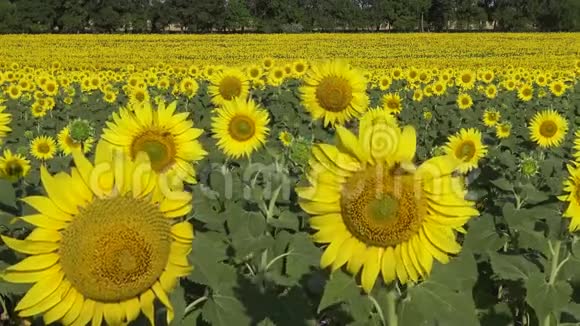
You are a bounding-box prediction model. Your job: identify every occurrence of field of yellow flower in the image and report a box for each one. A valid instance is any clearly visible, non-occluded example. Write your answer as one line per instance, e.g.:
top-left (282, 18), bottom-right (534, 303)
top-left (0, 33), bottom-right (578, 326)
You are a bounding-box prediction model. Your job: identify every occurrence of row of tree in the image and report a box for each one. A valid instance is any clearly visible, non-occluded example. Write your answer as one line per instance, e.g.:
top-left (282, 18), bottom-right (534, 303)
top-left (0, 0), bottom-right (578, 33)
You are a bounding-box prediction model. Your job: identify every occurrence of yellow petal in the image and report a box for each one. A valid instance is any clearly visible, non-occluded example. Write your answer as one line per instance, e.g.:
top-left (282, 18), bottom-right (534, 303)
top-left (69, 299), bottom-right (95, 326)
top-left (71, 148), bottom-right (93, 185)
top-left (20, 196), bottom-right (72, 222)
top-left (309, 213), bottom-right (343, 230)
top-left (403, 241), bottom-right (422, 280)
top-left (103, 302), bottom-right (124, 326)
top-left (163, 204), bottom-right (192, 219)
top-left (416, 155), bottom-right (460, 181)
top-left (3, 264), bottom-right (61, 283)
top-left (423, 224), bottom-right (461, 254)
top-left (20, 214), bottom-right (68, 230)
top-left (121, 297), bottom-right (142, 323)
top-left (394, 245), bottom-right (408, 284)
top-left (153, 282), bottom-right (174, 324)
top-left (318, 144), bottom-right (360, 172)
top-left (159, 270), bottom-right (178, 293)
top-left (394, 125), bottom-right (416, 162)
top-left (1, 235), bottom-right (59, 255)
top-left (61, 294), bottom-right (84, 326)
top-left (70, 168), bottom-right (93, 204)
top-left (18, 280), bottom-right (71, 317)
top-left (346, 240), bottom-right (367, 276)
top-left (331, 236), bottom-right (356, 272)
top-left (320, 233), bottom-right (349, 269)
top-left (140, 289), bottom-right (156, 325)
top-left (361, 247), bottom-right (382, 293)
top-left (335, 125), bottom-right (368, 163)
top-left (171, 221), bottom-right (194, 243)
top-left (15, 270), bottom-right (64, 311)
top-left (25, 229), bottom-right (61, 242)
top-left (159, 192), bottom-right (192, 213)
top-left (7, 253), bottom-right (59, 272)
top-left (312, 224), bottom-right (347, 243)
top-left (40, 166), bottom-right (79, 215)
top-left (299, 200), bottom-right (341, 215)
top-left (381, 246), bottom-right (396, 284)
top-left (419, 228), bottom-right (450, 264)
top-left (43, 286), bottom-right (78, 324)
top-left (295, 184), bottom-right (341, 204)
top-left (412, 235), bottom-right (433, 276)
top-left (91, 302), bottom-right (104, 326)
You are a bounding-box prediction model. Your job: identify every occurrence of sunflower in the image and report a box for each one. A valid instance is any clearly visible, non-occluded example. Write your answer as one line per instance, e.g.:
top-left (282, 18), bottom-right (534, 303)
top-left (432, 81), bottom-right (446, 96)
top-left (128, 87), bottom-right (151, 109)
top-left (262, 57), bottom-right (275, 70)
top-left (296, 120), bottom-right (478, 293)
top-left (268, 67), bottom-right (286, 86)
top-left (246, 64), bottom-right (263, 81)
top-left (0, 141), bottom-right (194, 325)
top-left (211, 97), bottom-right (270, 159)
top-left (482, 108), bottom-right (501, 127)
top-left (485, 85), bottom-right (497, 99)
top-left (292, 60), bottom-right (308, 77)
top-left (102, 100), bottom-right (206, 185)
top-left (559, 162), bottom-right (580, 232)
top-left (0, 149), bottom-right (31, 182)
top-left (412, 89), bottom-right (424, 102)
top-left (549, 81), bottom-right (566, 97)
top-left (456, 93), bottom-right (473, 110)
top-left (30, 135), bottom-right (57, 160)
top-left (574, 131), bottom-right (580, 160)
top-left (378, 76), bottom-right (392, 91)
top-left (103, 91), bottom-right (117, 104)
top-left (529, 110), bottom-right (568, 148)
top-left (57, 127), bottom-right (94, 155)
top-left (0, 105), bottom-right (12, 140)
top-left (300, 60), bottom-right (369, 127)
top-left (456, 70), bottom-right (475, 89)
top-left (517, 84), bottom-right (534, 102)
top-left (445, 128), bottom-right (487, 173)
top-left (208, 68), bottom-right (250, 106)
top-left (279, 131), bottom-right (294, 147)
top-left (179, 77), bottom-right (199, 99)
top-left (382, 93), bottom-right (402, 114)
top-left (7, 84), bottom-right (21, 100)
top-left (496, 122), bottom-right (512, 139)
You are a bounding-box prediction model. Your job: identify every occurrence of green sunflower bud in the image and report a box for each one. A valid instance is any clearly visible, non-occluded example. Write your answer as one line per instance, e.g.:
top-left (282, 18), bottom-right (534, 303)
top-left (289, 137), bottom-right (312, 167)
top-left (519, 156), bottom-right (539, 177)
top-left (23, 130), bottom-right (34, 139)
top-left (69, 119), bottom-right (94, 143)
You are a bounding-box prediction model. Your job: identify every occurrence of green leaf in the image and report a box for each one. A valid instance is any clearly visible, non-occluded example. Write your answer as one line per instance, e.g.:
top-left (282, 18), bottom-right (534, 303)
top-left (525, 273), bottom-right (572, 323)
top-left (201, 294), bottom-right (251, 326)
top-left (269, 210), bottom-right (299, 231)
top-left (286, 232), bottom-right (321, 281)
top-left (520, 183), bottom-right (550, 205)
top-left (490, 178), bottom-right (514, 191)
top-left (489, 253), bottom-right (538, 280)
top-left (318, 270), bottom-right (360, 313)
top-left (463, 216), bottom-right (505, 253)
top-left (0, 179), bottom-right (16, 209)
top-left (170, 284), bottom-right (187, 323)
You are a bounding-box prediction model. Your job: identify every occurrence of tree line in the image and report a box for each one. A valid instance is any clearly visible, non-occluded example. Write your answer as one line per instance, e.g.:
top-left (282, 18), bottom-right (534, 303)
top-left (0, 0), bottom-right (578, 33)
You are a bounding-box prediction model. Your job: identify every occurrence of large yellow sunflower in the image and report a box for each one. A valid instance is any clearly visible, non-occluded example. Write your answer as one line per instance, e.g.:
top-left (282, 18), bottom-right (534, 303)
top-left (445, 128), bottom-right (488, 174)
top-left (57, 127), bottom-right (94, 156)
top-left (528, 110), bottom-right (568, 148)
top-left (0, 149), bottom-right (31, 182)
top-left (300, 60), bottom-right (369, 127)
top-left (211, 97), bottom-right (270, 159)
top-left (0, 105), bottom-right (12, 141)
top-left (0, 141), bottom-right (194, 325)
top-left (30, 135), bottom-right (57, 161)
top-left (208, 68), bottom-right (250, 106)
top-left (296, 120), bottom-right (478, 293)
top-left (560, 162), bottom-right (580, 231)
top-left (102, 100), bottom-right (207, 184)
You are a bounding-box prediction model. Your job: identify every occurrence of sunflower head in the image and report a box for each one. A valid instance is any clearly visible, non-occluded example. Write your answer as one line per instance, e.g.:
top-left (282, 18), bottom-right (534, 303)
top-left (456, 93), bottom-right (473, 110)
top-left (208, 68), bottom-right (249, 106)
top-left (30, 135), bottom-right (57, 161)
top-left (560, 162), bottom-right (580, 232)
top-left (279, 131), bottom-right (294, 147)
top-left (483, 108), bottom-right (501, 127)
top-left (519, 155), bottom-right (540, 178)
top-left (300, 60), bottom-right (369, 127)
top-left (529, 110), bottom-right (568, 148)
top-left (0, 141), bottom-right (194, 325)
top-left (297, 119), bottom-right (478, 292)
top-left (445, 128), bottom-right (488, 174)
top-left (211, 97), bottom-right (270, 159)
top-left (0, 149), bottom-right (31, 182)
top-left (69, 119), bottom-right (95, 143)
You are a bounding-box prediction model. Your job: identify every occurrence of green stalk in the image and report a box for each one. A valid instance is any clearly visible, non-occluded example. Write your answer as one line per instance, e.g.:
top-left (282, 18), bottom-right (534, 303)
top-left (386, 288), bottom-right (398, 326)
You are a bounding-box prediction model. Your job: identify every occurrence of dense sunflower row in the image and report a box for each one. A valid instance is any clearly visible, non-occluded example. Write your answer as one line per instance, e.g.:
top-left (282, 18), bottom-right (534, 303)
top-left (0, 33), bottom-right (579, 72)
top-left (0, 56), bottom-right (577, 325)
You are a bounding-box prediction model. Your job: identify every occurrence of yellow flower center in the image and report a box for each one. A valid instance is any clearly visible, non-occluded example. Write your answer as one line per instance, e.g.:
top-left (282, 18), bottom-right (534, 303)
top-left (554, 84), bottom-right (562, 92)
top-left (539, 121), bottom-right (558, 138)
top-left (250, 68), bottom-right (260, 78)
top-left (462, 97), bottom-right (470, 105)
top-left (37, 142), bottom-right (51, 154)
top-left (229, 115), bottom-right (256, 142)
top-left (131, 130), bottom-right (176, 172)
top-left (340, 164), bottom-right (425, 247)
top-left (59, 196), bottom-right (171, 302)
top-left (275, 70), bottom-right (284, 79)
top-left (462, 74), bottom-right (471, 83)
top-left (435, 85), bottom-right (443, 92)
top-left (135, 91), bottom-right (146, 103)
top-left (386, 98), bottom-right (399, 110)
top-left (295, 63), bottom-right (305, 73)
top-left (4, 160), bottom-right (23, 176)
top-left (219, 76), bottom-right (242, 100)
top-left (315, 76), bottom-right (353, 113)
top-left (455, 140), bottom-right (476, 161)
top-left (523, 88), bottom-right (532, 96)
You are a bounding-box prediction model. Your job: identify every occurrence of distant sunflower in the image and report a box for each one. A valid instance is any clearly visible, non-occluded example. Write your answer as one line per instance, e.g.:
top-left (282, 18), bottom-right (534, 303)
top-left (485, 85), bottom-right (497, 99)
top-left (300, 60), bottom-right (369, 127)
top-left (456, 70), bottom-right (475, 89)
top-left (0, 105), bottom-right (12, 140)
top-left (0, 149), bottom-right (30, 182)
top-left (211, 97), bottom-right (270, 159)
top-left (456, 93), bottom-right (473, 110)
top-left (279, 131), bottom-right (294, 147)
top-left (0, 141), bottom-right (194, 325)
top-left (262, 57), bottom-right (275, 70)
top-left (559, 162), bottom-right (580, 232)
top-left (549, 81), bottom-right (566, 97)
top-left (412, 89), bottom-right (423, 102)
top-left (30, 135), bottom-right (57, 161)
top-left (432, 81), bottom-right (446, 96)
top-left (268, 67), bottom-right (286, 86)
top-left (179, 77), bottom-right (199, 99)
top-left (297, 120), bottom-right (477, 293)
top-left (57, 126), bottom-right (94, 155)
top-left (445, 128), bottom-right (488, 173)
top-left (382, 93), bottom-right (402, 114)
top-left (482, 108), bottom-right (501, 127)
top-left (246, 64), bottom-right (263, 81)
top-left (378, 76), bottom-right (392, 91)
top-left (496, 122), bottom-right (512, 139)
top-left (517, 84), bottom-right (534, 102)
top-left (208, 68), bottom-right (250, 106)
top-left (529, 110), bottom-right (568, 148)
top-left (292, 60), bottom-right (308, 77)
top-left (102, 100), bottom-right (207, 184)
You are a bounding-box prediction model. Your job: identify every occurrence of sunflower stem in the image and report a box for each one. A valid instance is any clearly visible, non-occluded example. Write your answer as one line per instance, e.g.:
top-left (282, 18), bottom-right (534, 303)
top-left (386, 287), bottom-right (398, 326)
top-left (184, 296), bottom-right (208, 316)
top-left (548, 240), bottom-right (561, 286)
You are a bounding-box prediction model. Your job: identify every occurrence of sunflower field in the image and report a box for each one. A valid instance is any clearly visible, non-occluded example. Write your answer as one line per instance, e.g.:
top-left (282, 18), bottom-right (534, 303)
top-left (0, 34), bottom-right (579, 326)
